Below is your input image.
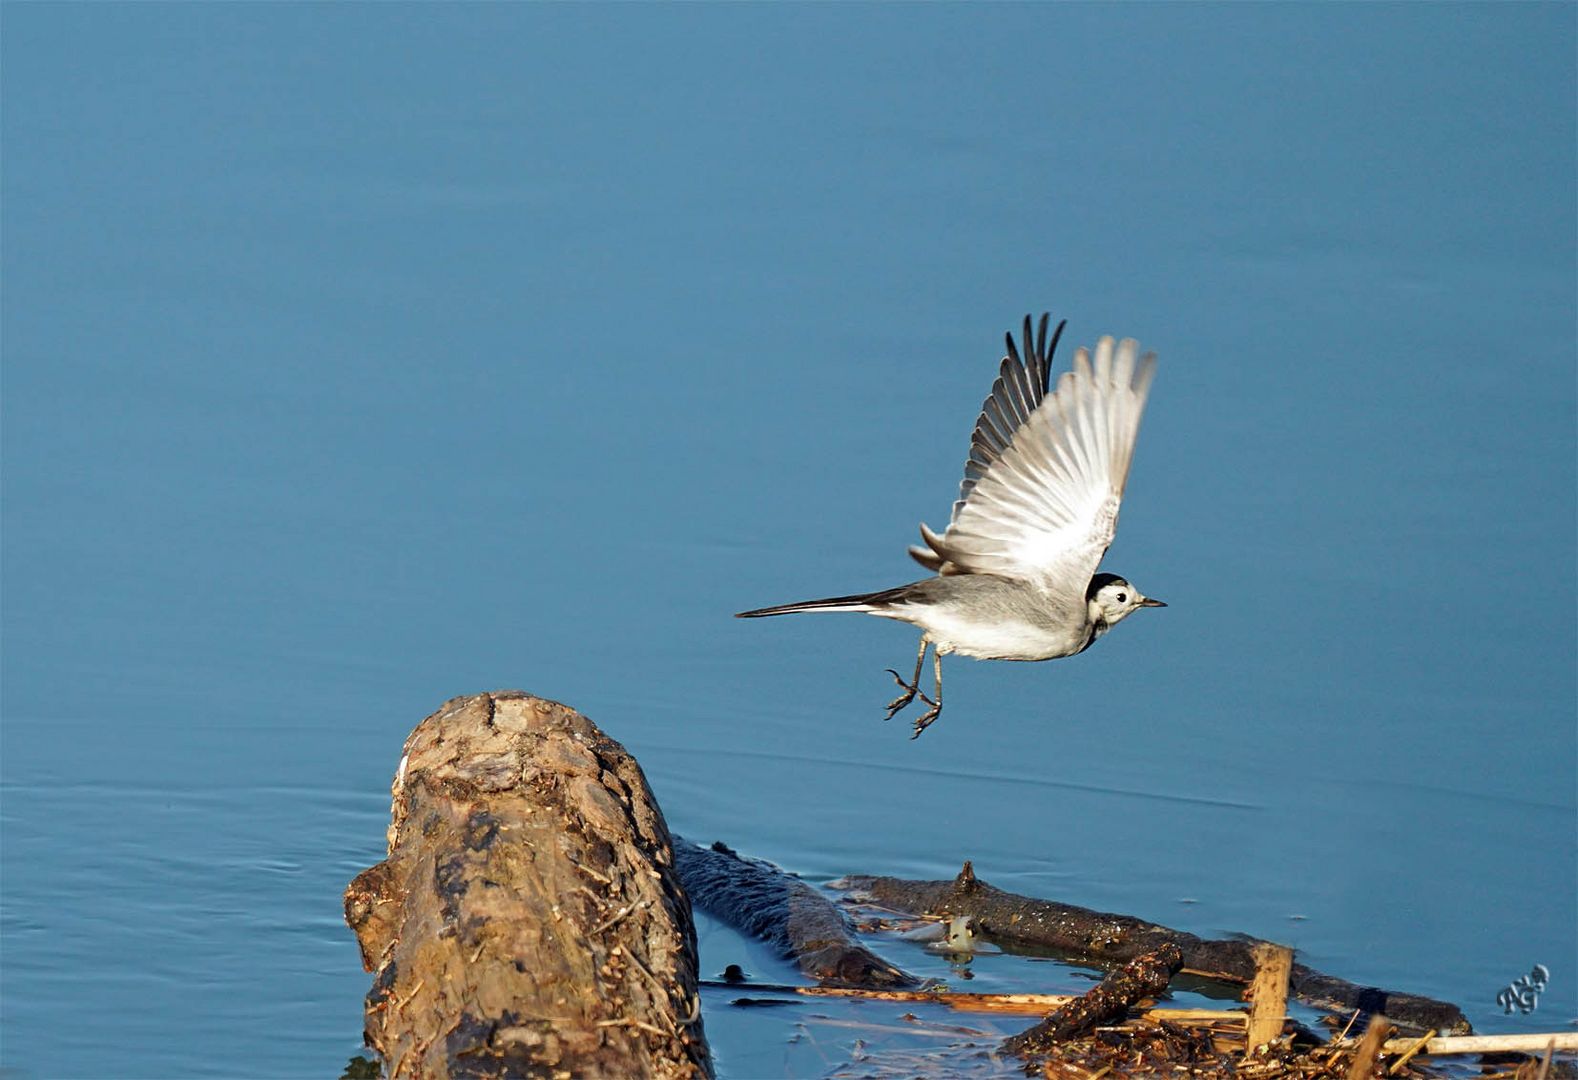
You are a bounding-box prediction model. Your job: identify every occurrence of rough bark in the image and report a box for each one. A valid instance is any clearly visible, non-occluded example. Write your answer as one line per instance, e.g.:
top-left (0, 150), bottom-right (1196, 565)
top-left (839, 861), bottom-right (1469, 1035)
top-left (344, 692), bottom-right (712, 1079)
top-left (1001, 942), bottom-right (1183, 1054)
top-left (673, 838), bottom-right (915, 988)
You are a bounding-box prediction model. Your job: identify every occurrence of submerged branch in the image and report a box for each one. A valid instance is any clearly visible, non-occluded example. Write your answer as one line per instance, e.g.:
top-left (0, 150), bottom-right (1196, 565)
top-left (674, 837), bottom-right (916, 988)
top-left (838, 861), bottom-right (1471, 1034)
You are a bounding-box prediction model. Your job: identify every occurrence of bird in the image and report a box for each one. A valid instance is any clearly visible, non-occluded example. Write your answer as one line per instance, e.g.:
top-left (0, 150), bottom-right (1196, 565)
top-left (736, 312), bottom-right (1166, 738)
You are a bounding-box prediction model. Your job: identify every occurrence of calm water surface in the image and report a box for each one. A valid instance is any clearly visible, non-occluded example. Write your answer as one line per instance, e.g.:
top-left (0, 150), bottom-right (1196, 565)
top-left (3, 6), bottom-right (1574, 1077)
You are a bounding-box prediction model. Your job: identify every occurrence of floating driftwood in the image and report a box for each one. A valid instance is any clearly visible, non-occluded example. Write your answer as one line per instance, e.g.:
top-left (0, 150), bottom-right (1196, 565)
top-left (838, 861), bottom-right (1470, 1034)
top-left (1002, 943), bottom-right (1184, 1053)
top-left (1334, 1032), bottom-right (1578, 1057)
top-left (344, 694), bottom-right (1570, 1079)
top-left (671, 840), bottom-right (1480, 1076)
top-left (695, 980), bottom-right (1245, 1023)
top-left (344, 692), bottom-right (711, 1079)
top-left (673, 837), bottom-right (915, 988)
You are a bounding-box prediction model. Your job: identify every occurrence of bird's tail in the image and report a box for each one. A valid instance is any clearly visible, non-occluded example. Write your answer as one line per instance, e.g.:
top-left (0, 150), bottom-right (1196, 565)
top-left (735, 585), bottom-right (911, 618)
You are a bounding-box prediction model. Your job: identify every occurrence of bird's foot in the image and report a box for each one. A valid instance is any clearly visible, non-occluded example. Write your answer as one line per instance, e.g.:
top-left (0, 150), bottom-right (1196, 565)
top-left (909, 703), bottom-right (943, 739)
top-left (883, 670), bottom-right (916, 719)
top-left (884, 669), bottom-right (935, 719)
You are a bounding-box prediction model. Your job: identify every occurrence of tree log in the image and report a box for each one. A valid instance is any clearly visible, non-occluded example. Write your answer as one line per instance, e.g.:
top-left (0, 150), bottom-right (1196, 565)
top-left (343, 692), bottom-right (712, 1079)
top-left (673, 838), bottom-right (915, 988)
top-left (839, 861), bottom-right (1469, 1035)
top-left (1002, 943), bottom-right (1184, 1054)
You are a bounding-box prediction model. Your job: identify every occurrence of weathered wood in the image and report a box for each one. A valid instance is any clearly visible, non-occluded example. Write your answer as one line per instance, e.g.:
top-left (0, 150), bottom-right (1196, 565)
top-left (1245, 941), bottom-right (1294, 1051)
top-left (838, 861), bottom-right (1470, 1034)
top-left (1386, 1029), bottom-right (1435, 1076)
top-left (1341, 1032), bottom-right (1578, 1057)
top-left (1001, 943), bottom-right (1184, 1055)
top-left (673, 837), bottom-right (915, 988)
top-left (343, 692), bottom-right (712, 1079)
top-left (1346, 1015), bottom-right (1394, 1080)
top-left (698, 979), bottom-right (1246, 1021)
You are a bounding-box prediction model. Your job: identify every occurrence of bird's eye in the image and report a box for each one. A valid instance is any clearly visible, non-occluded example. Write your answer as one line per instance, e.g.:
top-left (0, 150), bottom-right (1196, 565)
top-left (1115, 593), bottom-right (1127, 603)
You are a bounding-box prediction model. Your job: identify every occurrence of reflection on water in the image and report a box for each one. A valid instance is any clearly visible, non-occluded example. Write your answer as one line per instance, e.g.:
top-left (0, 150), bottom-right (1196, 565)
top-left (3, 3), bottom-right (1574, 1076)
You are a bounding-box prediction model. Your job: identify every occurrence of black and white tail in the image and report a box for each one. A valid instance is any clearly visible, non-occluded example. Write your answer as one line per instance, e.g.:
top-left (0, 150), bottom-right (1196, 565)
top-left (735, 585), bottom-right (910, 618)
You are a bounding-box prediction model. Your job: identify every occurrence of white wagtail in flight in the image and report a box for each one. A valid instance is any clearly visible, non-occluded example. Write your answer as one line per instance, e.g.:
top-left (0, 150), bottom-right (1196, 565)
top-left (737, 313), bottom-right (1165, 738)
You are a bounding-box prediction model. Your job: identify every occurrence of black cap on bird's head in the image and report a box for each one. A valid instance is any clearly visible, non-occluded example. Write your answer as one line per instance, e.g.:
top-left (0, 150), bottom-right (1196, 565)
top-left (1087, 572), bottom-right (1127, 599)
top-left (1087, 572), bottom-right (1167, 612)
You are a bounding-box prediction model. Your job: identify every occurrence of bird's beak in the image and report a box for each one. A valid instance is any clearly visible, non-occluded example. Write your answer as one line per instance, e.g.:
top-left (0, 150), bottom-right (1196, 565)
top-left (1139, 597), bottom-right (1167, 608)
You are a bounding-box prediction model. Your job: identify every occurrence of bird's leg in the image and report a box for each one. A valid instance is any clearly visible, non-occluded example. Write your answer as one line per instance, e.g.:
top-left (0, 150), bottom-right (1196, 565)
top-left (909, 649), bottom-right (944, 738)
top-left (884, 636), bottom-right (933, 719)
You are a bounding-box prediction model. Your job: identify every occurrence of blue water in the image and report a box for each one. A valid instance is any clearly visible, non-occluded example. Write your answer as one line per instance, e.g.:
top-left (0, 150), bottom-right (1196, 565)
top-left (3, 6), bottom-right (1573, 1077)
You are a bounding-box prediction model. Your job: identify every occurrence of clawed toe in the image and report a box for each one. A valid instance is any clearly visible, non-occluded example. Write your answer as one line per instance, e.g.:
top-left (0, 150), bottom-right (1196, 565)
top-left (884, 669), bottom-right (935, 719)
top-left (884, 669), bottom-right (916, 718)
top-left (910, 704), bottom-right (943, 739)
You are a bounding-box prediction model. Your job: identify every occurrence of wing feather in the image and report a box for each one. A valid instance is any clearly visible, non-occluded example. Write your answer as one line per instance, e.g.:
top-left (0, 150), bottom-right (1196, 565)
top-left (908, 315), bottom-right (1158, 597)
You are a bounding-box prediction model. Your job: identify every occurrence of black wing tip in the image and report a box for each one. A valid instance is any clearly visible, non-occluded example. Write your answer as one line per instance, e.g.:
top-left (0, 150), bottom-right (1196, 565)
top-left (1005, 312), bottom-right (1068, 367)
top-left (1005, 310), bottom-right (1067, 391)
top-left (1010, 311), bottom-right (1067, 352)
top-left (1004, 331), bottom-right (1020, 366)
top-left (1046, 316), bottom-right (1067, 350)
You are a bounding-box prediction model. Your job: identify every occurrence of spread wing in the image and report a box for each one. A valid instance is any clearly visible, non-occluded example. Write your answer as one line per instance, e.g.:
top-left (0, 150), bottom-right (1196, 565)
top-left (909, 315), bottom-right (1157, 597)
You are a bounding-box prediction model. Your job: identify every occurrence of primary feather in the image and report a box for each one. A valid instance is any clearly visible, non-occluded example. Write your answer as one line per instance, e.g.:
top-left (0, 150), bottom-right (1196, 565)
top-left (909, 323), bottom-right (1156, 599)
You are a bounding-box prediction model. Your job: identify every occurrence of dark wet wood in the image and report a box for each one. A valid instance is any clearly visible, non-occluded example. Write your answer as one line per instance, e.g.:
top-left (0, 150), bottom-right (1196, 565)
top-left (343, 692), bottom-right (712, 1079)
top-left (1002, 942), bottom-right (1183, 1053)
top-left (839, 861), bottom-right (1470, 1035)
top-left (673, 837), bottom-right (916, 988)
